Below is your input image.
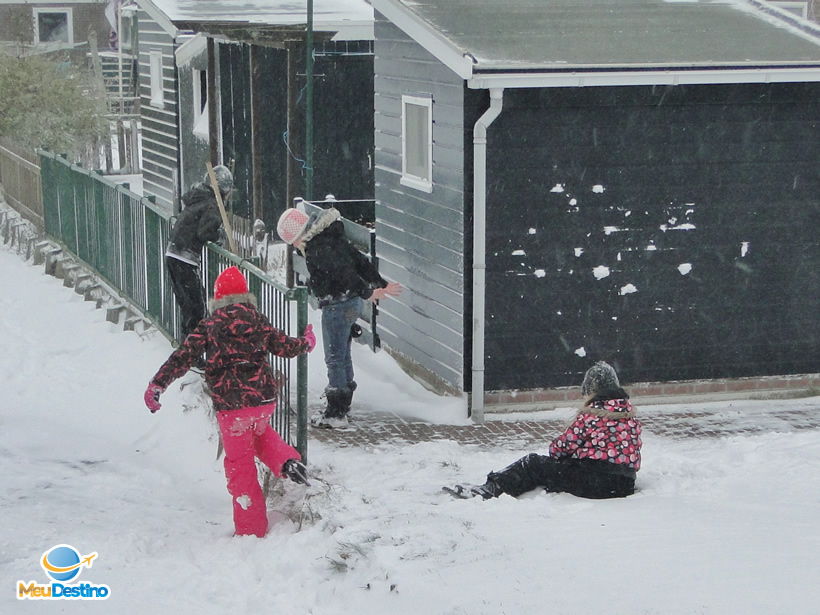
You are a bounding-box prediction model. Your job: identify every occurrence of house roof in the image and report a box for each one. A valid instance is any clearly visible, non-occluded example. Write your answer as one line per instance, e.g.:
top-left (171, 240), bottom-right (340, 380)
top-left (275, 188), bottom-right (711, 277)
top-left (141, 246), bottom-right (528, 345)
top-left (371, 0), bottom-right (820, 87)
top-left (140, 0), bottom-right (373, 41)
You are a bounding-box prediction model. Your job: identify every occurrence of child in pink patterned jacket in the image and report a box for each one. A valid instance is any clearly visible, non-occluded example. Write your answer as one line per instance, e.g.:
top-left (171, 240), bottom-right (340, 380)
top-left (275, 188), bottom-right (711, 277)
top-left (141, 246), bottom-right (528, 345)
top-left (143, 266), bottom-right (316, 537)
top-left (447, 361), bottom-right (642, 500)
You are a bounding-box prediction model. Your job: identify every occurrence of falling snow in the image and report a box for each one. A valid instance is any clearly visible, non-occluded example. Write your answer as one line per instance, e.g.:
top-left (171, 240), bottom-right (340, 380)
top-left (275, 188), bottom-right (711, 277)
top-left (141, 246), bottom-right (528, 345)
top-left (620, 284), bottom-right (638, 295)
top-left (678, 263), bottom-right (693, 275)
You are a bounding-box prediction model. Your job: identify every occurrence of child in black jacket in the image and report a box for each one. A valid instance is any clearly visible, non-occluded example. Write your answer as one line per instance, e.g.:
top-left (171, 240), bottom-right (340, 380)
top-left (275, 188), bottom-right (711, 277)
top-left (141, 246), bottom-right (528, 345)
top-left (277, 206), bottom-right (402, 427)
top-left (165, 165), bottom-right (233, 341)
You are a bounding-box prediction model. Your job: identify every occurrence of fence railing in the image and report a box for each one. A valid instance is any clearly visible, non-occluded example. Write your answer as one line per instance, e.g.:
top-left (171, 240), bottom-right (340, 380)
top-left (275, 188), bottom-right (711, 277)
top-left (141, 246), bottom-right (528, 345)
top-left (0, 140), bottom-right (43, 227)
top-left (38, 151), bottom-right (309, 457)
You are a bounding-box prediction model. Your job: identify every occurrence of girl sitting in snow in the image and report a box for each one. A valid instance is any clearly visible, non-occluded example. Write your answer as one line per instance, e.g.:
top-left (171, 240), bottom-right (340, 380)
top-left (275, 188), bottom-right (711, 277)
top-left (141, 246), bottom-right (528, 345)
top-left (447, 361), bottom-right (642, 500)
top-left (143, 266), bottom-right (316, 537)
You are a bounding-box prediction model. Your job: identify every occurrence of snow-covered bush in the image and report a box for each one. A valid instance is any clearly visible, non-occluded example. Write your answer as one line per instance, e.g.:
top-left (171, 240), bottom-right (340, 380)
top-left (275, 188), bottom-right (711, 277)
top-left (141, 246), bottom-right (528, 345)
top-left (0, 53), bottom-right (107, 160)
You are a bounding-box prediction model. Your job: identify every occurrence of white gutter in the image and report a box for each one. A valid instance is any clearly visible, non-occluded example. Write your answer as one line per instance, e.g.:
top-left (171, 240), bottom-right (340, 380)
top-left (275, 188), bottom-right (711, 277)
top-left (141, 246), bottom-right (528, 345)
top-left (468, 66), bottom-right (820, 89)
top-left (471, 87), bottom-right (504, 423)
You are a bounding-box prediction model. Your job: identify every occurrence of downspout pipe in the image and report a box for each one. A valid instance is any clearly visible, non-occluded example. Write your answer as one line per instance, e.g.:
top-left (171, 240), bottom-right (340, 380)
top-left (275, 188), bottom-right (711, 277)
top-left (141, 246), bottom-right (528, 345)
top-left (471, 87), bottom-right (504, 423)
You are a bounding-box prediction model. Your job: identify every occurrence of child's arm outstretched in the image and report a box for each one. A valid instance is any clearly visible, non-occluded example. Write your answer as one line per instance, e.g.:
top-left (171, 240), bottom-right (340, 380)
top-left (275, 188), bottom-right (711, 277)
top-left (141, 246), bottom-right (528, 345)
top-left (142, 327), bottom-right (208, 412)
top-left (264, 320), bottom-right (315, 358)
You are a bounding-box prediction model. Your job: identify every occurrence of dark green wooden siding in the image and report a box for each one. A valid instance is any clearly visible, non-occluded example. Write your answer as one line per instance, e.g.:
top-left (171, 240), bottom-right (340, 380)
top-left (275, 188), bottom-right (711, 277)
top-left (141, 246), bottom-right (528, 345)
top-left (218, 41), bottom-right (374, 228)
top-left (484, 83), bottom-right (820, 390)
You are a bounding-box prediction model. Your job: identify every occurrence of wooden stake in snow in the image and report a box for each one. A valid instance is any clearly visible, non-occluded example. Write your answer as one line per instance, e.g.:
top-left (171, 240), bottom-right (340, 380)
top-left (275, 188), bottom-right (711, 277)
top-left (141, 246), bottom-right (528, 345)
top-left (205, 161), bottom-right (238, 254)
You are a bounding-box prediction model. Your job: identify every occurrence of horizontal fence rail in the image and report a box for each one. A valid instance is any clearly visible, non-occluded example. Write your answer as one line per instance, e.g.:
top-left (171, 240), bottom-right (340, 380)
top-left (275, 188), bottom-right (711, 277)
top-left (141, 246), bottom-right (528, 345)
top-left (38, 151), bottom-right (309, 457)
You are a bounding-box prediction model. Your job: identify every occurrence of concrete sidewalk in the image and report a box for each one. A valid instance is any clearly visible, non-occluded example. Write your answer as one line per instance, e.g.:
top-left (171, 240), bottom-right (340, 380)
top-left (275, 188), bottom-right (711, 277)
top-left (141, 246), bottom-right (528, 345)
top-left (309, 396), bottom-right (820, 449)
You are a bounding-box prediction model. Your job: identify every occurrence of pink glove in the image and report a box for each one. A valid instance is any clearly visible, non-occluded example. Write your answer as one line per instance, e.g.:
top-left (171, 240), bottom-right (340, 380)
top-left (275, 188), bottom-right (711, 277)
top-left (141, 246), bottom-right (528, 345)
top-left (144, 383), bottom-right (164, 413)
top-left (302, 324), bottom-right (317, 353)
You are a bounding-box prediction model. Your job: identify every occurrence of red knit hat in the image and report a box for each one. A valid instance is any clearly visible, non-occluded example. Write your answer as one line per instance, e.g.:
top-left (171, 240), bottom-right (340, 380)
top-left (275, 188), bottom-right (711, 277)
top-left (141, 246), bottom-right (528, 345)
top-left (213, 266), bottom-right (248, 300)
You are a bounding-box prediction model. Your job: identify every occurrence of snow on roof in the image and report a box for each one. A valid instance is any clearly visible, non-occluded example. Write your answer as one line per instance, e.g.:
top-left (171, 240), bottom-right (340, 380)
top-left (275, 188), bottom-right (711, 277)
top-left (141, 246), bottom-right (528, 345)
top-left (373, 0), bottom-right (820, 72)
top-left (147, 0), bottom-right (373, 27)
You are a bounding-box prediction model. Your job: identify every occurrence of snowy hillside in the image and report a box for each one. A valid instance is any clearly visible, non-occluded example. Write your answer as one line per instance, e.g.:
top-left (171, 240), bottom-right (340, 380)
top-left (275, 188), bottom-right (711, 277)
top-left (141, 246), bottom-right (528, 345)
top-left (2, 243), bottom-right (819, 614)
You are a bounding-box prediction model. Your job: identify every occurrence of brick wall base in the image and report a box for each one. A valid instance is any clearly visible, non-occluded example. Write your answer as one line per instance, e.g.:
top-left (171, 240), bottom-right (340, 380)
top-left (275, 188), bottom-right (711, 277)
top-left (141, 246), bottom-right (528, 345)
top-left (484, 373), bottom-right (820, 412)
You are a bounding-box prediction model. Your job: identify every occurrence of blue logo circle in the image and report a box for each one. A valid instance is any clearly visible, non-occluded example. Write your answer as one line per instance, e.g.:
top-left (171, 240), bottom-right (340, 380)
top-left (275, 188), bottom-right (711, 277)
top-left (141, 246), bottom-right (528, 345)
top-left (43, 545), bottom-right (81, 582)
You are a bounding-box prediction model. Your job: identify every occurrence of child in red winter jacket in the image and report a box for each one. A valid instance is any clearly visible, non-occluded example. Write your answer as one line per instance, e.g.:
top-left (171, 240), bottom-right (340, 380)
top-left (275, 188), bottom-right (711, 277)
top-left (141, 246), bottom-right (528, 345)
top-left (143, 266), bottom-right (316, 537)
top-left (446, 361), bottom-right (642, 500)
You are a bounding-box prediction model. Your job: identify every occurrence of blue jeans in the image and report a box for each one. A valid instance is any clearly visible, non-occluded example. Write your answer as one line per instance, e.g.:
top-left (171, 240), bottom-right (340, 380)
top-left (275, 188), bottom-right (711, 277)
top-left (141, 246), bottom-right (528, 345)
top-left (320, 296), bottom-right (363, 390)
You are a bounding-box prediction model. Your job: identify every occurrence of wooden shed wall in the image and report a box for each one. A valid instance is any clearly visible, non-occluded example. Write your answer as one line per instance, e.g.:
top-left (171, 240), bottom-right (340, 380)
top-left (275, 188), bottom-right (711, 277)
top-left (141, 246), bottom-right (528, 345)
top-left (219, 42), bottom-right (256, 220)
top-left (374, 12), bottom-right (467, 388)
top-left (483, 83), bottom-right (820, 390)
top-left (176, 46), bottom-right (210, 197)
top-left (136, 8), bottom-right (178, 211)
top-left (217, 41), bottom-right (374, 228)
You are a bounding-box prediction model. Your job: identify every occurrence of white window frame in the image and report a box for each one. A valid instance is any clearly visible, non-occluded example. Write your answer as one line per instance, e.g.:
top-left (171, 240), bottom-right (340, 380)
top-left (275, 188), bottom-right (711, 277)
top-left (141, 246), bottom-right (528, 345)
top-left (33, 8), bottom-right (73, 46)
top-left (149, 51), bottom-right (165, 108)
top-left (192, 69), bottom-right (209, 138)
top-left (400, 94), bottom-right (433, 193)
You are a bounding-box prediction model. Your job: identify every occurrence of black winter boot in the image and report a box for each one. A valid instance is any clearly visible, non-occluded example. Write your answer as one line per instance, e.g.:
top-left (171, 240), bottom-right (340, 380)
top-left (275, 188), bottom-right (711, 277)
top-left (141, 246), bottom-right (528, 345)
top-left (443, 480), bottom-right (503, 499)
top-left (282, 459), bottom-right (311, 486)
top-left (339, 381), bottom-right (357, 417)
top-left (324, 388), bottom-right (348, 419)
top-left (470, 479), bottom-right (503, 499)
top-left (310, 388), bottom-right (351, 428)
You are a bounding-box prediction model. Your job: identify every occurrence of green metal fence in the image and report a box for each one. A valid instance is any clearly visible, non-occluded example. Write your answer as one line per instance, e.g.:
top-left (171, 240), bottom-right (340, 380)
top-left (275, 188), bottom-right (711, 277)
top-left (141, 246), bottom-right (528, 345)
top-left (39, 151), bottom-right (309, 457)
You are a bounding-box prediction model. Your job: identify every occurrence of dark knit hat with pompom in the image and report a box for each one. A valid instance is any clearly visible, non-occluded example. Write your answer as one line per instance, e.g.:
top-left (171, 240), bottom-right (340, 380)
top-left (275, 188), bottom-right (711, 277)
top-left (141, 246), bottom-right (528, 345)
top-left (581, 361), bottom-right (620, 396)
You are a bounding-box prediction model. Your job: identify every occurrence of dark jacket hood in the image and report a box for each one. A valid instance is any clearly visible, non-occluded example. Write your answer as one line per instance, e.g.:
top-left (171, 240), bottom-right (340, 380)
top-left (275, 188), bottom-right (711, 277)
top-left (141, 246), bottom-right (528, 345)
top-left (182, 183), bottom-right (215, 207)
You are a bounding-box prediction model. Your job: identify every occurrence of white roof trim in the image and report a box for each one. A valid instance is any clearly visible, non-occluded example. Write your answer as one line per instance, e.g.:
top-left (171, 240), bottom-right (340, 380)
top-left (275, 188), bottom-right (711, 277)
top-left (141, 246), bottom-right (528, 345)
top-left (135, 0), bottom-right (178, 37)
top-left (326, 20), bottom-right (374, 42)
top-left (175, 32), bottom-right (207, 65)
top-left (468, 66), bottom-right (820, 89)
top-left (371, 0), bottom-right (473, 80)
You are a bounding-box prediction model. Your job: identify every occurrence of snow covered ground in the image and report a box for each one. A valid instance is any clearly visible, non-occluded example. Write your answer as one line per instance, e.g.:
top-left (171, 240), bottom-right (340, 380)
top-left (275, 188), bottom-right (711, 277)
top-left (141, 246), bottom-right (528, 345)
top-left (2, 242), bottom-right (820, 614)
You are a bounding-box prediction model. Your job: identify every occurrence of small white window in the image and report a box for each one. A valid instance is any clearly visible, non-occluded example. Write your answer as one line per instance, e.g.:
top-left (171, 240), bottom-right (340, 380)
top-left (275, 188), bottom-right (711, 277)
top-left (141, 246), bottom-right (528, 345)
top-left (149, 51), bottom-right (165, 108)
top-left (401, 94), bottom-right (433, 193)
top-left (192, 69), bottom-right (209, 138)
top-left (33, 9), bottom-right (73, 45)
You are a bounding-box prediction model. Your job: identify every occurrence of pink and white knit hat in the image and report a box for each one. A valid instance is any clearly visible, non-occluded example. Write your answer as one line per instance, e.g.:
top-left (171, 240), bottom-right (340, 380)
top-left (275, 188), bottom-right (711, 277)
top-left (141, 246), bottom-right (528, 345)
top-left (276, 208), bottom-right (310, 244)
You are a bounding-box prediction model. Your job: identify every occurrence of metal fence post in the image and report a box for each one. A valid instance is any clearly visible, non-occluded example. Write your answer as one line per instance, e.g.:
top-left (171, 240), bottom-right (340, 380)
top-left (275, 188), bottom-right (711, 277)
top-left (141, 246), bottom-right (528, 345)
top-left (294, 285), bottom-right (309, 461)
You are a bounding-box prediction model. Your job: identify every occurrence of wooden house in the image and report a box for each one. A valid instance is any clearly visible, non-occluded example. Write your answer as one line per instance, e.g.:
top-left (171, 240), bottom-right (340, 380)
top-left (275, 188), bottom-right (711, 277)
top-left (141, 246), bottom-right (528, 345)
top-left (133, 0), bottom-right (373, 229)
top-left (369, 0), bottom-right (820, 417)
top-left (0, 0), bottom-right (111, 60)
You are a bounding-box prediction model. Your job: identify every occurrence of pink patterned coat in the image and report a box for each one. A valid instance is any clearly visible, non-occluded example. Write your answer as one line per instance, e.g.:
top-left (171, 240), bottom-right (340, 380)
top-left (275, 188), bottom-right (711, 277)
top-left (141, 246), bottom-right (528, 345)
top-left (549, 398), bottom-right (642, 470)
top-left (151, 294), bottom-right (310, 412)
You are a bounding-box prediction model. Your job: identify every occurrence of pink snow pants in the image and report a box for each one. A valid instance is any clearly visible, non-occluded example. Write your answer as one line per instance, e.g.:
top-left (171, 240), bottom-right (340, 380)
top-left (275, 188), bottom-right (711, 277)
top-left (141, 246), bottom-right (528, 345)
top-left (216, 403), bottom-right (300, 537)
